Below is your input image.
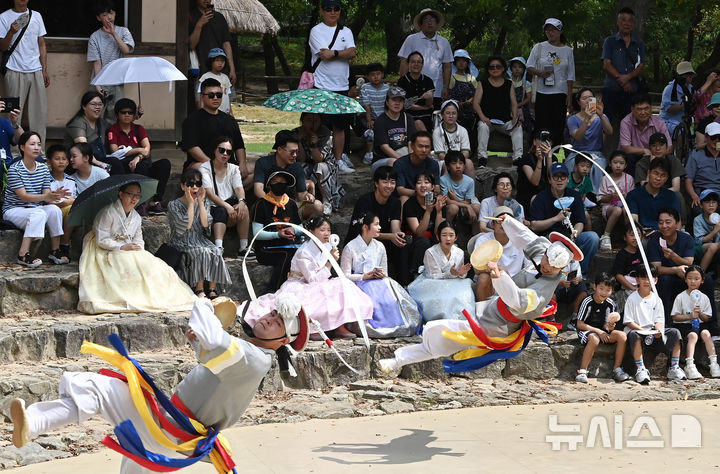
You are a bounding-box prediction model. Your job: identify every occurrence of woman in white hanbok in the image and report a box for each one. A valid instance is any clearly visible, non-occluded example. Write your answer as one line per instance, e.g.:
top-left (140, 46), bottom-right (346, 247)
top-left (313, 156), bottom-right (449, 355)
top-left (408, 221), bottom-right (475, 323)
top-left (341, 212), bottom-right (421, 337)
top-left (78, 182), bottom-right (195, 314)
top-left (244, 216), bottom-right (373, 339)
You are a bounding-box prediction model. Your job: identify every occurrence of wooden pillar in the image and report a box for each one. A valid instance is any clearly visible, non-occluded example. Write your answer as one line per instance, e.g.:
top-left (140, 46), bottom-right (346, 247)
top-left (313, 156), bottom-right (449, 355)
top-left (263, 33), bottom-right (277, 94)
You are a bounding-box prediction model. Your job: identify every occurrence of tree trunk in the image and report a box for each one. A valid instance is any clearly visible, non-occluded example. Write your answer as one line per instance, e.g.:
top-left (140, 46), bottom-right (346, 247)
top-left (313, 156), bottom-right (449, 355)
top-left (493, 26), bottom-right (508, 56)
top-left (384, 14), bottom-right (405, 73)
top-left (271, 35), bottom-right (292, 76)
top-left (262, 34), bottom-right (277, 94)
top-left (686, 4), bottom-right (702, 61)
top-left (348, 0), bottom-right (378, 40)
top-left (303, 6), bottom-right (320, 71)
top-left (618, 0), bottom-right (653, 41)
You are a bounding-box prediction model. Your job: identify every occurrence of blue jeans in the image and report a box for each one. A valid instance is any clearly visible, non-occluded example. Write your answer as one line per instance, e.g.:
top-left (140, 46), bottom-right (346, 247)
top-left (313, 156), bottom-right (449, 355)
top-left (576, 231), bottom-right (599, 276)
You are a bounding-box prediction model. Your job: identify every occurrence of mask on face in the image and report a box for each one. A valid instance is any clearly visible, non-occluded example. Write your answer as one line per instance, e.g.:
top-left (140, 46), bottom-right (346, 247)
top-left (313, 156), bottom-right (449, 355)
top-left (270, 182), bottom-right (288, 196)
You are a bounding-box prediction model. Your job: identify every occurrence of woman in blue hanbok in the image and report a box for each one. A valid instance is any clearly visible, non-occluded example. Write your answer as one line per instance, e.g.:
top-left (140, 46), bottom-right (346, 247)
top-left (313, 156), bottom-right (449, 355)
top-left (341, 212), bottom-right (421, 337)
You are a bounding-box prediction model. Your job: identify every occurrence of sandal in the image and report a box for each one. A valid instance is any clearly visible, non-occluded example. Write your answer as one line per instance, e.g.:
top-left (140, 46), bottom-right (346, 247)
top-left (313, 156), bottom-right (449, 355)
top-left (206, 289), bottom-right (219, 300)
top-left (17, 253), bottom-right (41, 268)
top-left (48, 249), bottom-right (69, 265)
top-left (194, 289), bottom-right (206, 298)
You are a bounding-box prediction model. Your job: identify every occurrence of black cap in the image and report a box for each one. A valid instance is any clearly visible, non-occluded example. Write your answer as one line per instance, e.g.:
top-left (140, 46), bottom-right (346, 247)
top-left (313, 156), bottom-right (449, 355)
top-left (649, 133), bottom-right (668, 145)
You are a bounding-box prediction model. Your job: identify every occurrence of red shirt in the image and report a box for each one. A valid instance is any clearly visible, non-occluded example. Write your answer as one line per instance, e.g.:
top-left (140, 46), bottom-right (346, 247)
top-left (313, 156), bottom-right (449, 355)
top-left (107, 122), bottom-right (149, 148)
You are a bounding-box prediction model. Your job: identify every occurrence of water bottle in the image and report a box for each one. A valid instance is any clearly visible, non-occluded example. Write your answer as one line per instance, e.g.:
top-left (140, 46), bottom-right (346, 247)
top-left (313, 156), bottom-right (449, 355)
top-left (692, 319), bottom-right (700, 330)
top-left (644, 335), bottom-right (655, 345)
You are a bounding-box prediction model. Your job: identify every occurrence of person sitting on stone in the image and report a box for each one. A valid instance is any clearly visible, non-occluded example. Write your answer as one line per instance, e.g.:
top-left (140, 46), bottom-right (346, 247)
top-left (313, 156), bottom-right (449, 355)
top-left (397, 51), bottom-right (436, 131)
top-left (634, 133), bottom-right (685, 195)
top-left (432, 99), bottom-right (474, 177)
top-left (529, 162), bottom-right (598, 276)
top-left (619, 93), bottom-right (672, 176)
top-left (685, 122), bottom-right (720, 210)
top-left (77, 181), bottom-right (195, 314)
top-left (515, 129), bottom-right (555, 212)
top-left (695, 90), bottom-right (720, 150)
top-left (473, 55), bottom-right (522, 168)
top-left (648, 207), bottom-right (717, 328)
top-left (370, 86), bottom-right (416, 173)
top-left (479, 172), bottom-right (526, 233)
top-left (393, 130), bottom-right (440, 206)
top-left (693, 189), bottom-right (720, 272)
top-left (626, 157), bottom-right (679, 231)
top-left (253, 130), bottom-right (322, 219)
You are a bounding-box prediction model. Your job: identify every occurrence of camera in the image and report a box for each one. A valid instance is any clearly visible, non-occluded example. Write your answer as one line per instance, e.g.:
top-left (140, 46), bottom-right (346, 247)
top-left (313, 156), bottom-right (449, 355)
top-left (540, 130), bottom-right (551, 143)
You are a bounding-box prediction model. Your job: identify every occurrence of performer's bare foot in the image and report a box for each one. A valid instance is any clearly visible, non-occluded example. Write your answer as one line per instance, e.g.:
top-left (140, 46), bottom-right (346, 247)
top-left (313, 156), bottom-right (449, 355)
top-left (10, 398), bottom-right (30, 448)
top-left (378, 358), bottom-right (398, 374)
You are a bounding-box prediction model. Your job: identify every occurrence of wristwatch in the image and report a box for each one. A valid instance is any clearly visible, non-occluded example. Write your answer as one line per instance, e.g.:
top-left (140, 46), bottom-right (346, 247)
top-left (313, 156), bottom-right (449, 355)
top-left (333, 50), bottom-right (339, 58)
top-left (238, 198), bottom-right (246, 204)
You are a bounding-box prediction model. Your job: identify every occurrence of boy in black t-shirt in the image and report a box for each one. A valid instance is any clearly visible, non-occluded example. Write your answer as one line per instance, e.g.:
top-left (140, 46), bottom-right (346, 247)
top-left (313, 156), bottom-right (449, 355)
top-left (612, 226), bottom-right (643, 312)
top-left (574, 273), bottom-right (631, 384)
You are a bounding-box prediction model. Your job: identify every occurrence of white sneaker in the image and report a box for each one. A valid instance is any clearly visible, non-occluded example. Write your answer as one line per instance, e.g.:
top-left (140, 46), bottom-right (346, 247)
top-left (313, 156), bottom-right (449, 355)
top-left (667, 365), bottom-right (687, 381)
top-left (599, 234), bottom-right (612, 251)
top-left (635, 367), bottom-right (651, 384)
top-left (341, 153), bottom-right (355, 168)
top-left (709, 362), bottom-right (720, 378)
top-left (575, 370), bottom-right (588, 383)
top-left (363, 152), bottom-right (374, 164)
top-left (10, 398), bottom-right (30, 448)
top-left (684, 362), bottom-right (703, 380)
top-left (378, 358), bottom-right (398, 374)
top-left (613, 368), bottom-right (631, 382)
top-left (337, 160), bottom-right (355, 174)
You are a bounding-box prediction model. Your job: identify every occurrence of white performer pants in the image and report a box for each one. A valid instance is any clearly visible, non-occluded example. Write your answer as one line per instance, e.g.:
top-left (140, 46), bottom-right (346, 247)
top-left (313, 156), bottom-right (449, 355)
top-left (393, 320), bottom-right (472, 367)
top-left (477, 120), bottom-right (523, 159)
top-left (26, 372), bottom-right (178, 474)
top-left (3, 205), bottom-right (63, 240)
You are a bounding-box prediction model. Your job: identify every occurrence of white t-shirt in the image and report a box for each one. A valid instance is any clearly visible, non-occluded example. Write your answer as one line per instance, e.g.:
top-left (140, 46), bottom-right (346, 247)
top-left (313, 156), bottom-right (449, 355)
top-left (0, 9), bottom-right (46, 73)
top-left (74, 166), bottom-right (110, 194)
top-left (432, 124), bottom-right (470, 154)
top-left (50, 174), bottom-right (77, 203)
top-left (398, 32), bottom-right (453, 98)
top-left (197, 71), bottom-right (233, 114)
top-left (199, 161), bottom-right (242, 201)
top-left (671, 290), bottom-right (712, 324)
top-left (623, 291), bottom-right (664, 333)
top-left (474, 230), bottom-right (526, 277)
top-left (526, 41), bottom-right (575, 95)
top-left (309, 23), bottom-right (355, 91)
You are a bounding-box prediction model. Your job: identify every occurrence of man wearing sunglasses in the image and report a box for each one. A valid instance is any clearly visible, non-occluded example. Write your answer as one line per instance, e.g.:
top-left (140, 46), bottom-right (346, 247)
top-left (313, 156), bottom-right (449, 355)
top-left (182, 78), bottom-right (253, 191)
top-left (686, 122), bottom-right (720, 209)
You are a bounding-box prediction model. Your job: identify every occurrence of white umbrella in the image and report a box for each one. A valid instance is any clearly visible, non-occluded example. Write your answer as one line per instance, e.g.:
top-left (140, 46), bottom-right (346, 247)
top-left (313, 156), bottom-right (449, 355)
top-left (90, 56), bottom-right (187, 105)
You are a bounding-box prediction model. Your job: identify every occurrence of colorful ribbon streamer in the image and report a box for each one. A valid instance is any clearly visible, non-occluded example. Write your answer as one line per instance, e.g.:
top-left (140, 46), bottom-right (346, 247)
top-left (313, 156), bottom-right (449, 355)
top-left (80, 334), bottom-right (237, 473)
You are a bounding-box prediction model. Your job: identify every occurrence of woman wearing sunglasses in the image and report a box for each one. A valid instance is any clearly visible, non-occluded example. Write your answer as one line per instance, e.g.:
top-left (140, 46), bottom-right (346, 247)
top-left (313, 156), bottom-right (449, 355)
top-left (77, 181), bottom-right (196, 314)
top-left (107, 98), bottom-right (171, 216)
top-left (199, 135), bottom-right (249, 256)
top-left (166, 168), bottom-right (231, 299)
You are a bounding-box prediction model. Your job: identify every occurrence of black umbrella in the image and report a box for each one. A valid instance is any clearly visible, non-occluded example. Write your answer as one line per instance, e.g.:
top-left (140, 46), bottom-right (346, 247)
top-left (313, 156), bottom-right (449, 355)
top-left (68, 174), bottom-right (157, 227)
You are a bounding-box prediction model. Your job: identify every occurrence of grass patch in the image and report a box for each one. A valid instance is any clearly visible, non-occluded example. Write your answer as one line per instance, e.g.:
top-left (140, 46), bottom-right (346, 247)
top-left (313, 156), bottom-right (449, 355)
top-left (244, 142), bottom-right (274, 154)
top-left (232, 105), bottom-right (301, 145)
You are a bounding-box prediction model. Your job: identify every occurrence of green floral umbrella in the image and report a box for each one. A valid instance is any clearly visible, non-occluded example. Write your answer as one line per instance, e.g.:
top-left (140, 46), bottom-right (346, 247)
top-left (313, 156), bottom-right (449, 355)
top-left (263, 89), bottom-right (365, 114)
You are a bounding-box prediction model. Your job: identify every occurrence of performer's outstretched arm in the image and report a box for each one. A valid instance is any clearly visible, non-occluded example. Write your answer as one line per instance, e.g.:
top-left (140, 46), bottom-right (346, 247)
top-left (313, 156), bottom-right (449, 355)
top-left (502, 215), bottom-right (540, 250)
top-left (188, 299), bottom-right (226, 351)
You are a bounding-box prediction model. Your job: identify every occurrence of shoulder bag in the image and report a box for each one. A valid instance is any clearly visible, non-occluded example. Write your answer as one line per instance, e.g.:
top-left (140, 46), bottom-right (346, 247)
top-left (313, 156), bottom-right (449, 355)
top-left (0, 10), bottom-right (32, 75)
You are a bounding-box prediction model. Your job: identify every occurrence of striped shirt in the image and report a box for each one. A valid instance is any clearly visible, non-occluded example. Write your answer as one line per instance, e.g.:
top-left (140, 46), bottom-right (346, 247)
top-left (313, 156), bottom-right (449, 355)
top-left (3, 160), bottom-right (51, 212)
top-left (359, 83), bottom-right (389, 119)
top-left (87, 26), bottom-right (134, 71)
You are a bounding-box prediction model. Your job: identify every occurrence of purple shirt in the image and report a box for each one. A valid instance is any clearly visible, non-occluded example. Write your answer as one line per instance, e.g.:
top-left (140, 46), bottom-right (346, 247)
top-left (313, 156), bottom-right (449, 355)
top-left (567, 113), bottom-right (607, 151)
top-left (619, 113), bottom-right (672, 149)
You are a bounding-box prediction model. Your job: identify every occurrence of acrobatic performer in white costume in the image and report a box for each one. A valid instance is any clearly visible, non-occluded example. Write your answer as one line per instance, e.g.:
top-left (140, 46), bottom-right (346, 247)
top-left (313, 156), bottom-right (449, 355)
top-left (9, 295), bottom-right (309, 473)
top-left (379, 214), bottom-right (583, 373)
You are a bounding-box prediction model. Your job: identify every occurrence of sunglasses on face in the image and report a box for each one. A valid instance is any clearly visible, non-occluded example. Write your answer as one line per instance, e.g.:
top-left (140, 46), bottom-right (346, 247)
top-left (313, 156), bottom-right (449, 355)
top-left (709, 135), bottom-right (720, 141)
top-left (118, 110), bottom-right (134, 115)
top-left (323, 6), bottom-right (340, 12)
top-left (488, 64), bottom-right (504, 70)
top-left (203, 92), bottom-right (223, 99)
top-left (217, 146), bottom-right (232, 155)
top-left (185, 181), bottom-right (203, 188)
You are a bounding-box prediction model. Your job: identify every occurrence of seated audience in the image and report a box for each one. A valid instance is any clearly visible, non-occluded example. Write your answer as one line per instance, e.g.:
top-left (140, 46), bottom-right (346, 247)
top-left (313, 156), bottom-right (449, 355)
top-left (107, 98), bottom-right (171, 215)
top-left (633, 133), bottom-right (685, 193)
top-left (344, 166), bottom-right (406, 282)
top-left (479, 172), bottom-right (525, 233)
top-left (692, 189), bottom-right (720, 272)
top-left (670, 265), bottom-right (720, 379)
top-left (529, 162), bottom-right (598, 275)
top-left (251, 169), bottom-right (302, 291)
top-left (648, 207), bottom-right (716, 326)
top-left (167, 168), bottom-right (231, 299)
top-left (566, 154), bottom-right (593, 231)
top-left (432, 99), bottom-right (474, 177)
top-left (473, 206), bottom-right (527, 302)
top-left (371, 86), bottom-right (416, 172)
top-left (253, 130), bottom-right (322, 219)
top-left (408, 221), bottom-right (474, 322)
top-left (626, 157), bottom-right (679, 230)
top-left (358, 62), bottom-right (390, 164)
top-left (3, 132), bottom-right (69, 267)
top-left (565, 87), bottom-right (612, 192)
top-left (397, 51), bottom-right (435, 131)
top-left (199, 136), bottom-right (249, 256)
top-left (612, 226), bottom-right (643, 313)
top-left (448, 49), bottom-right (478, 136)
top-left (619, 94), bottom-right (672, 176)
top-left (46, 145), bottom-right (76, 260)
top-left (694, 70), bottom-right (720, 127)
top-left (597, 151), bottom-right (634, 251)
top-left (293, 112), bottom-right (345, 214)
top-left (393, 130), bottom-right (440, 205)
top-left (659, 61), bottom-right (695, 136)
top-left (440, 151), bottom-right (480, 234)
top-left (64, 91), bottom-right (123, 174)
top-left (516, 129), bottom-right (554, 211)
top-left (245, 216), bottom-right (373, 340)
top-left (695, 91), bottom-right (720, 149)
top-left (473, 55), bottom-right (522, 167)
top-left (685, 122), bottom-right (720, 209)
top-left (623, 263), bottom-right (685, 384)
top-left (573, 273), bottom-right (630, 383)
top-left (340, 212), bottom-right (421, 338)
top-left (77, 181), bottom-right (195, 314)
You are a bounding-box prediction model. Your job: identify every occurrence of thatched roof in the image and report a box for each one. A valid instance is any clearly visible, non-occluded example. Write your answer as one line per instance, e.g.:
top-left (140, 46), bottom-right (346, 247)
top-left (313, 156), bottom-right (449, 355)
top-left (214, 0), bottom-right (280, 35)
